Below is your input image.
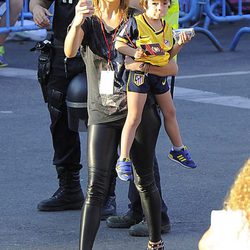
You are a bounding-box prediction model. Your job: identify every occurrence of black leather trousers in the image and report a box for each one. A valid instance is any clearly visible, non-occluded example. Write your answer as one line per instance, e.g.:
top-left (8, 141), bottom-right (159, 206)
top-left (79, 103), bottom-right (162, 250)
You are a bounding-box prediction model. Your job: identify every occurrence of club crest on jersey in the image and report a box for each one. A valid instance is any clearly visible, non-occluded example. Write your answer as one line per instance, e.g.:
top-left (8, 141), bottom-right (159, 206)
top-left (164, 40), bottom-right (170, 46)
top-left (133, 73), bottom-right (145, 86)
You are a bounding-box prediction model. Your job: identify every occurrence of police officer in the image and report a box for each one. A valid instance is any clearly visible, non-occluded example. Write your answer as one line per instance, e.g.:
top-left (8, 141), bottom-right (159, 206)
top-left (29, 0), bottom-right (116, 216)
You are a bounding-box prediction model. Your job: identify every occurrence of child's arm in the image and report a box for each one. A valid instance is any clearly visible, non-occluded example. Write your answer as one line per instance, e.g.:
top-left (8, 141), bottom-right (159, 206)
top-left (169, 32), bottom-right (192, 60)
top-left (115, 41), bottom-right (146, 59)
top-left (124, 56), bottom-right (178, 77)
top-left (115, 41), bottom-right (137, 58)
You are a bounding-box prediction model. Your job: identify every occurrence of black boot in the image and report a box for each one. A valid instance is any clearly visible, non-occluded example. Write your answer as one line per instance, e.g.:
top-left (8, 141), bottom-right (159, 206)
top-left (37, 166), bottom-right (84, 211)
top-left (101, 196), bottom-right (117, 220)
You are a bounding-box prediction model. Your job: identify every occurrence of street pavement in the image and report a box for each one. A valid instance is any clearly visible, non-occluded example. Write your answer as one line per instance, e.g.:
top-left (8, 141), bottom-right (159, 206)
top-left (0, 20), bottom-right (250, 250)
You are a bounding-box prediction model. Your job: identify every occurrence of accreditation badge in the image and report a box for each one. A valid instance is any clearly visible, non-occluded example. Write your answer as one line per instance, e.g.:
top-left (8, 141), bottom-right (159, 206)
top-left (99, 70), bottom-right (115, 95)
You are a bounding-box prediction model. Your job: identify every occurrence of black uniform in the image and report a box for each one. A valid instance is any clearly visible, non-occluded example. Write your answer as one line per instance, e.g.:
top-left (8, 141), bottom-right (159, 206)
top-left (28, 0), bottom-right (90, 214)
top-left (35, 0), bottom-right (86, 211)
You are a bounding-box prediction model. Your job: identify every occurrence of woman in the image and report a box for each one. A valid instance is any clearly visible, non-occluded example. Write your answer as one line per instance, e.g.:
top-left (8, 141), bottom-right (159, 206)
top-left (199, 158), bottom-right (250, 250)
top-left (64, 0), bottom-right (177, 249)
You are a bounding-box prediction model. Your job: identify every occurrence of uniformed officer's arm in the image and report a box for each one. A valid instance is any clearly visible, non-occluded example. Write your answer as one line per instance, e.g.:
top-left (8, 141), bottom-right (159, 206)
top-left (64, 0), bottom-right (94, 58)
top-left (29, 0), bottom-right (53, 28)
top-left (124, 56), bottom-right (178, 77)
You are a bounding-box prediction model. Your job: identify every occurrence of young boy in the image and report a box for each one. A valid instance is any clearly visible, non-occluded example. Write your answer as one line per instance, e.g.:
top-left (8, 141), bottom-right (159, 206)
top-left (115, 0), bottom-right (197, 181)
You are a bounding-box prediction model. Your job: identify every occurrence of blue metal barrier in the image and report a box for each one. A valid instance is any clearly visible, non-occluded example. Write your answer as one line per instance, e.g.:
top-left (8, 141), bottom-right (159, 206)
top-left (178, 0), bottom-right (250, 51)
top-left (230, 26), bottom-right (250, 50)
top-left (0, 0), bottom-right (40, 34)
top-left (179, 0), bottom-right (224, 51)
top-left (204, 0), bottom-right (250, 50)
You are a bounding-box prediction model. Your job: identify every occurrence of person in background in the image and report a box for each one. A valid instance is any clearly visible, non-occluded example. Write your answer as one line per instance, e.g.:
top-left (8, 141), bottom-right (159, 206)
top-left (64, 0), bottom-right (178, 249)
top-left (29, 0), bottom-right (116, 218)
top-left (199, 158), bottom-right (250, 250)
top-left (0, 0), bottom-right (23, 66)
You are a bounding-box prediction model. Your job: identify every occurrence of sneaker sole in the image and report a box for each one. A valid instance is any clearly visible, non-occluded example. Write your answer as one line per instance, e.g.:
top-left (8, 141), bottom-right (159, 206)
top-left (101, 211), bottom-right (117, 221)
top-left (106, 221), bottom-right (137, 228)
top-left (106, 218), bottom-right (140, 228)
top-left (0, 64), bottom-right (8, 67)
top-left (168, 155), bottom-right (197, 169)
top-left (37, 201), bottom-right (84, 212)
top-left (129, 224), bottom-right (171, 237)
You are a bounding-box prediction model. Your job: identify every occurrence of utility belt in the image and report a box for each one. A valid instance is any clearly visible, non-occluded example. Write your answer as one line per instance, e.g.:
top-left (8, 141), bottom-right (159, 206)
top-left (31, 38), bottom-right (54, 103)
top-left (31, 38), bottom-right (85, 103)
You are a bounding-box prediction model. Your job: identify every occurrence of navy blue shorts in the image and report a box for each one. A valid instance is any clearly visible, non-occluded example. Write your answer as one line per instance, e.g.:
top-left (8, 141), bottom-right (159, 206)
top-left (126, 71), bottom-right (169, 95)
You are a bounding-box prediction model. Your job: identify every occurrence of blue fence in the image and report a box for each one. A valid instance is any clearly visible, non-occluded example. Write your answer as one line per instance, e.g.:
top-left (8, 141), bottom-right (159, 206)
top-left (179, 0), bottom-right (250, 50)
top-left (0, 0), bottom-right (41, 34)
top-left (204, 0), bottom-right (250, 50)
top-left (1, 0), bottom-right (249, 51)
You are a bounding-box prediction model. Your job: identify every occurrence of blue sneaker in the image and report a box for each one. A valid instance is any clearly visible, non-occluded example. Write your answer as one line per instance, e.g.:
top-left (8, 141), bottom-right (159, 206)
top-left (168, 146), bottom-right (197, 169)
top-left (116, 158), bottom-right (133, 181)
top-left (0, 46), bottom-right (8, 67)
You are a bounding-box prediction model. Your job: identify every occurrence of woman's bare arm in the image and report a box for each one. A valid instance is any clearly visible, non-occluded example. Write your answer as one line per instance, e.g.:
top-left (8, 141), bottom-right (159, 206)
top-left (64, 0), bottom-right (94, 58)
top-left (124, 56), bottom-right (178, 77)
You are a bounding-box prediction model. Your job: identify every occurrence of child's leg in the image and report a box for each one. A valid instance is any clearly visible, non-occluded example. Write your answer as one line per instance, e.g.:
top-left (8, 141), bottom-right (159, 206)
top-left (120, 91), bottom-right (147, 159)
top-left (155, 91), bottom-right (183, 147)
top-left (155, 91), bottom-right (197, 169)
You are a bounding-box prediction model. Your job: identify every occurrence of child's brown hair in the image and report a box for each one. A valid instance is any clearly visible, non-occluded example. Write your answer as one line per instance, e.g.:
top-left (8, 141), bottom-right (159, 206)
top-left (139, 0), bottom-right (171, 10)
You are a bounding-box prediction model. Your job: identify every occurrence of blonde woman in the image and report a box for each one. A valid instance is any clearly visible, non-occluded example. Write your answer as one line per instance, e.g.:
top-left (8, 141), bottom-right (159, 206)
top-left (65, 0), bottom-right (178, 249)
top-left (199, 158), bottom-right (250, 250)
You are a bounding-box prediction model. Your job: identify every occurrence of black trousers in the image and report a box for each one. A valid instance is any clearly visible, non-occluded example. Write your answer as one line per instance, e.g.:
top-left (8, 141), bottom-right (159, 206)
top-left (79, 102), bottom-right (162, 250)
top-left (128, 155), bottom-right (169, 224)
top-left (46, 46), bottom-right (85, 169)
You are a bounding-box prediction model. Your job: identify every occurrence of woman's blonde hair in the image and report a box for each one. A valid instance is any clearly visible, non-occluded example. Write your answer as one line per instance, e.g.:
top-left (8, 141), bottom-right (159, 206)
top-left (224, 158), bottom-right (250, 223)
top-left (93, 0), bottom-right (130, 18)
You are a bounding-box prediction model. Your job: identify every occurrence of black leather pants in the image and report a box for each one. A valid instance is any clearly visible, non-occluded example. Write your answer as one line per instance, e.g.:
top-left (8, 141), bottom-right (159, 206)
top-left (79, 103), bottom-right (162, 250)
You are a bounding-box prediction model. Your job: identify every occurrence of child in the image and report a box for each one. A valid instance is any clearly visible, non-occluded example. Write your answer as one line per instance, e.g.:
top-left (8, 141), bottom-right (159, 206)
top-left (115, 0), bottom-right (197, 181)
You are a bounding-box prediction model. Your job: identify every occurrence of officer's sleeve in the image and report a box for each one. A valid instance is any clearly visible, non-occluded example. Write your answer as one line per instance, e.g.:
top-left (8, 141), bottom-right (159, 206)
top-left (115, 17), bottom-right (138, 48)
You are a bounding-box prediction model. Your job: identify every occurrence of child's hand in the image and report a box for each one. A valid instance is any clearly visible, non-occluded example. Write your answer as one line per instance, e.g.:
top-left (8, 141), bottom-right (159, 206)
top-left (73, 0), bottom-right (94, 27)
top-left (134, 48), bottom-right (146, 59)
top-left (177, 31), bottom-right (192, 46)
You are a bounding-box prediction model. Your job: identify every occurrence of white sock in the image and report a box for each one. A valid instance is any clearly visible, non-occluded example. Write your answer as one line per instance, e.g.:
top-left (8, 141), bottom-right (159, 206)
top-left (173, 145), bottom-right (184, 151)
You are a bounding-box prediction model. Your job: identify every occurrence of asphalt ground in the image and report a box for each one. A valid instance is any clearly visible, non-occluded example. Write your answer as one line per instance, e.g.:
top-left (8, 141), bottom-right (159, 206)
top-left (0, 20), bottom-right (250, 250)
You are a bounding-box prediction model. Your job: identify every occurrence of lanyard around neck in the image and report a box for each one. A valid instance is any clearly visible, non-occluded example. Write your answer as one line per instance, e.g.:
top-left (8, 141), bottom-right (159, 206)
top-left (100, 16), bottom-right (123, 67)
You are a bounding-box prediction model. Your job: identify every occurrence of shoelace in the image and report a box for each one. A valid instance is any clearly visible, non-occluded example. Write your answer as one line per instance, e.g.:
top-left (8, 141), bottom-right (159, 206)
top-left (182, 149), bottom-right (192, 161)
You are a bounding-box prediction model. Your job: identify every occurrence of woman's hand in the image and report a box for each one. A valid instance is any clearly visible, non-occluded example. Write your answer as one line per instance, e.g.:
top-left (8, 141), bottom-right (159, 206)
top-left (124, 56), bottom-right (142, 71)
top-left (73, 0), bottom-right (94, 27)
top-left (124, 56), bottom-right (178, 77)
top-left (134, 48), bottom-right (147, 59)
